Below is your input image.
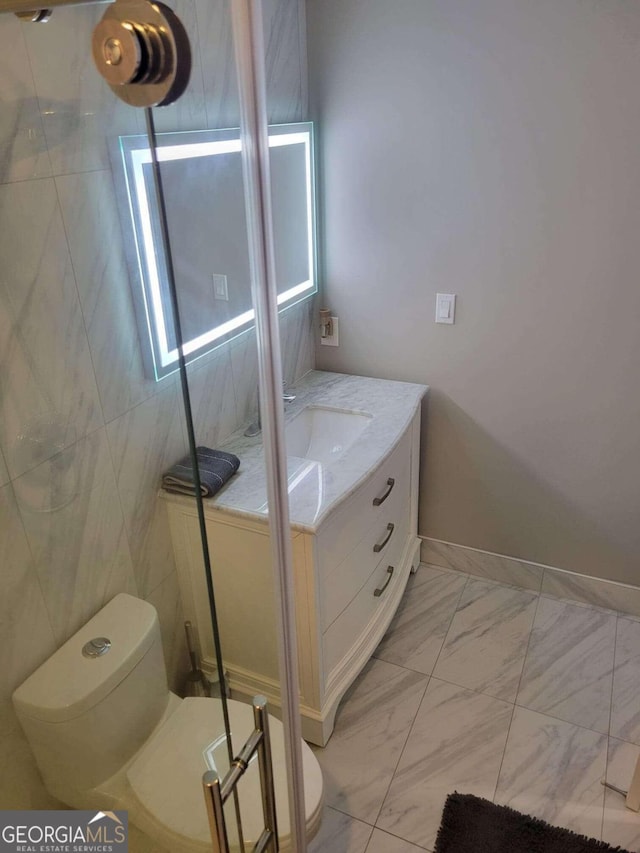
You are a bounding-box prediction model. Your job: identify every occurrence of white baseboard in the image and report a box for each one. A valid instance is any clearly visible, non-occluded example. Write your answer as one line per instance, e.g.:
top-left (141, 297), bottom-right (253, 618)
top-left (421, 537), bottom-right (640, 619)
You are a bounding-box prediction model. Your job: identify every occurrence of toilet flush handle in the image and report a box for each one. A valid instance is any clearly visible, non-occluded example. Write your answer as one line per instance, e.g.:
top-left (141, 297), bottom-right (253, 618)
top-left (82, 637), bottom-right (112, 658)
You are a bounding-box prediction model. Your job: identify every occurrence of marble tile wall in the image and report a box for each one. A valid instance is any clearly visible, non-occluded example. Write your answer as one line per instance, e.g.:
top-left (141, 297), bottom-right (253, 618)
top-left (0, 0), bottom-right (311, 811)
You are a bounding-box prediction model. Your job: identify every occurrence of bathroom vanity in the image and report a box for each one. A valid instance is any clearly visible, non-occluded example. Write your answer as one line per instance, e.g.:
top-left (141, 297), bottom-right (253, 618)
top-left (164, 370), bottom-right (427, 745)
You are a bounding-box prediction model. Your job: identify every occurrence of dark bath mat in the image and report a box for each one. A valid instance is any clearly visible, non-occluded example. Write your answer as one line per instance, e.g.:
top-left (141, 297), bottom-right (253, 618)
top-left (434, 793), bottom-right (631, 853)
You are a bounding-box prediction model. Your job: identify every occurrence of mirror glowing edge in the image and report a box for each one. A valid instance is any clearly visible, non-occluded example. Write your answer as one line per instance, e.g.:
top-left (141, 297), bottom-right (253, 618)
top-left (118, 122), bottom-right (317, 381)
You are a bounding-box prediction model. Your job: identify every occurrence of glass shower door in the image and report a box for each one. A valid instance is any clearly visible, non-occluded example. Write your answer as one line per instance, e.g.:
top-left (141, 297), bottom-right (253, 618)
top-left (136, 1), bottom-right (311, 847)
top-left (0, 0), bottom-right (314, 850)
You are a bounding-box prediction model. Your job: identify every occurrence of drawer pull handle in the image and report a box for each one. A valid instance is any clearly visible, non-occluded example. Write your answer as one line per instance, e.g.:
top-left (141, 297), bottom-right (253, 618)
top-left (374, 565), bottom-right (395, 597)
top-left (373, 478), bottom-right (395, 506)
top-left (373, 522), bottom-right (395, 553)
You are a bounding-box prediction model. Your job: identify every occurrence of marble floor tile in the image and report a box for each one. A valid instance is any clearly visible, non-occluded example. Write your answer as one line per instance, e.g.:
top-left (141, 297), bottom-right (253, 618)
top-left (495, 706), bottom-right (607, 841)
top-left (308, 807), bottom-right (373, 853)
top-left (516, 596), bottom-right (616, 733)
top-left (432, 578), bottom-right (538, 701)
top-left (312, 659), bottom-right (428, 825)
top-left (611, 618), bottom-right (640, 746)
top-left (602, 737), bottom-right (640, 851)
top-left (377, 678), bottom-right (512, 850)
top-left (374, 565), bottom-right (467, 675)
top-left (365, 828), bottom-right (427, 852)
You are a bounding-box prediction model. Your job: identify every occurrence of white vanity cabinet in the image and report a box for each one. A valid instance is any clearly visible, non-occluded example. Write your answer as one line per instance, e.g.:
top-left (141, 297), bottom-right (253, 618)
top-left (164, 372), bottom-right (426, 746)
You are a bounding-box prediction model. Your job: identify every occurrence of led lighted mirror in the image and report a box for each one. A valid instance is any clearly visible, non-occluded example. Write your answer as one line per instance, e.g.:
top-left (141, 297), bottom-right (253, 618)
top-left (119, 122), bottom-right (316, 380)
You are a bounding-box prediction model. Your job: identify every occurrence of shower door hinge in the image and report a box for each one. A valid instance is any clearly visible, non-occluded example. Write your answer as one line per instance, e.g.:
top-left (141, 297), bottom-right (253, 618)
top-left (92, 0), bottom-right (191, 107)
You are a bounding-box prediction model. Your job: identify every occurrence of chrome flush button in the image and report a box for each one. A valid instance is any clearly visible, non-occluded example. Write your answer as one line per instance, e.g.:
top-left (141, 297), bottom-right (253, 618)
top-left (82, 637), bottom-right (112, 658)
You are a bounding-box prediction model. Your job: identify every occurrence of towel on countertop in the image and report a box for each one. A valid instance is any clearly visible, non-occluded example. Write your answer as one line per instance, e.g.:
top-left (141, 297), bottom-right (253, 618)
top-left (162, 446), bottom-right (240, 497)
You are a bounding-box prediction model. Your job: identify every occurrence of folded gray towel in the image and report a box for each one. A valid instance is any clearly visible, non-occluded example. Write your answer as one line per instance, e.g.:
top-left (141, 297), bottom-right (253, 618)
top-left (162, 446), bottom-right (240, 497)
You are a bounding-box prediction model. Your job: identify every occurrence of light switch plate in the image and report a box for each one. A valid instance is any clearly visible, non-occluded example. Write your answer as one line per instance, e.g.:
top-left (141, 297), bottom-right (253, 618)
top-left (435, 293), bottom-right (456, 324)
top-left (212, 273), bottom-right (229, 301)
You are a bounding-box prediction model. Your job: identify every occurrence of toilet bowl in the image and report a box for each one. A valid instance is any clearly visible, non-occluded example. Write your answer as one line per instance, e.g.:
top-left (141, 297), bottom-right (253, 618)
top-left (12, 593), bottom-right (323, 852)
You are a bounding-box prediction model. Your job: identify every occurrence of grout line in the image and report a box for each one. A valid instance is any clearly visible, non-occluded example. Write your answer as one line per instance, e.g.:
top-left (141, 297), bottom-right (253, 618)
top-left (510, 702), bottom-right (610, 738)
top-left (492, 590), bottom-right (542, 804)
top-left (370, 674), bottom-right (431, 829)
top-left (16, 19), bottom-right (54, 181)
top-left (609, 616), bottom-right (619, 742)
top-left (369, 570), bottom-right (471, 829)
top-left (512, 591), bottom-right (542, 704)
top-left (52, 174), bottom-right (108, 432)
top-left (601, 733), bottom-right (610, 842)
top-left (372, 564), bottom-right (468, 668)
top-left (364, 826), bottom-right (430, 853)
top-left (319, 803), bottom-right (375, 827)
top-left (0, 166), bottom-right (114, 189)
top-left (428, 573), bottom-right (472, 676)
top-left (426, 674), bottom-right (514, 708)
top-left (601, 615), bottom-right (620, 840)
top-left (602, 612), bottom-right (618, 842)
top-left (491, 703), bottom-right (517, 807)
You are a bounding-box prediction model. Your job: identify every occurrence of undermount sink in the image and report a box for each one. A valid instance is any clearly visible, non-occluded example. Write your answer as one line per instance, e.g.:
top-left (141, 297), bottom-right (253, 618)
top-left (285, 406), bottom-right (372, 464)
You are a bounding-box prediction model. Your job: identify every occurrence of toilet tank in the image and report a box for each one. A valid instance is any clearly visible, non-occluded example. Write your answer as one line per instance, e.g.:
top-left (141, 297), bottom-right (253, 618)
top-left (13, 594), bottom-right (170, 798)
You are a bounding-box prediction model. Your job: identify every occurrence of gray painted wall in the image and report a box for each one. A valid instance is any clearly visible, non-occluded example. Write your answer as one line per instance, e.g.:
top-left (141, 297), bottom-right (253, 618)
top-left (307, 0), bottom-right (640, 584)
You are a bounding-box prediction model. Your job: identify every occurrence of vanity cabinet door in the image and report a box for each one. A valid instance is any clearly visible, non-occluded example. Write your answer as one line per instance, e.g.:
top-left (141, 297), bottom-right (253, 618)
top-left (316, 430), bottom-right (412, 581)
top-left (323, 539), bottom-right (407, 678)
top-left (320, 466), bottom-right (410, 631)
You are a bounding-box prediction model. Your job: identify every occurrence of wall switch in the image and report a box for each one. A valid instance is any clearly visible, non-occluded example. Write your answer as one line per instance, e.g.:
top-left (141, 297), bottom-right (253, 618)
top-left (320, 315), bottom-right (339, 346)
top-left (212, 273), bottom-right (229, 301)
top-left (435, 293), bottom-right (456, 324)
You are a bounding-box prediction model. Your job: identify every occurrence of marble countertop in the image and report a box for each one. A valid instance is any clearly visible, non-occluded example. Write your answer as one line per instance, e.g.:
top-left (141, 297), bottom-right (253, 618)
top-left (163, 370), bottom-right (428, 533)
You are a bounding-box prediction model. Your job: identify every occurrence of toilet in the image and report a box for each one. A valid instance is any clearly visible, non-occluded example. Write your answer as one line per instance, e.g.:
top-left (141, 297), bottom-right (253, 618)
top-left (12, 593), bottom-right (324, 852)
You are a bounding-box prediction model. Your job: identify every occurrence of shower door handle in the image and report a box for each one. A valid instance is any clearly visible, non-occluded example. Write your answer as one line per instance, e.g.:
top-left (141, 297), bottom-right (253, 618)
top-left (203, 696), bottom-right (279, 852)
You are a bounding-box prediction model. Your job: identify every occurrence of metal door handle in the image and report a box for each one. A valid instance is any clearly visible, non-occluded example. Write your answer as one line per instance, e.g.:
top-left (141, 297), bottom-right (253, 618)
top-left (374, 566), bottom-right (394, 597)
top-left (373, 522), bottom-right (394, 553)
top-left (203, 696), bottom-right (278, 853)
top-left (373, 478), bottom-right (395, 506)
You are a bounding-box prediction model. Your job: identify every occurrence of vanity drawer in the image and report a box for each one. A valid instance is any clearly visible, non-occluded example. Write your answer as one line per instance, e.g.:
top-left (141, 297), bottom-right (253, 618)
top-left (323, 551), bottom-right (405, 677)
top-left (317, 430), bottom-right (411, 580)
top-left (321, 481), bottom-right (409, 630)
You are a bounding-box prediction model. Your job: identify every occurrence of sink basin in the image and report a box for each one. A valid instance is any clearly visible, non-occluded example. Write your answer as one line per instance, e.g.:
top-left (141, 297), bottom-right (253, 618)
top-left (285, 406), bottom-right (372, 464)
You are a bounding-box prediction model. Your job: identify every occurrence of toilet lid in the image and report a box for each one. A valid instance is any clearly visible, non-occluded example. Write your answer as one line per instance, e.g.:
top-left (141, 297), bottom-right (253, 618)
top-left (127, 697), bottom-right (323, 848)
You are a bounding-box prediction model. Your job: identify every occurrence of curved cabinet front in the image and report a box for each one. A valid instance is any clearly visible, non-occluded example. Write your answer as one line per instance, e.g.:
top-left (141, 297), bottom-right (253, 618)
top-left (166, 410), bottom-right (422, 746)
